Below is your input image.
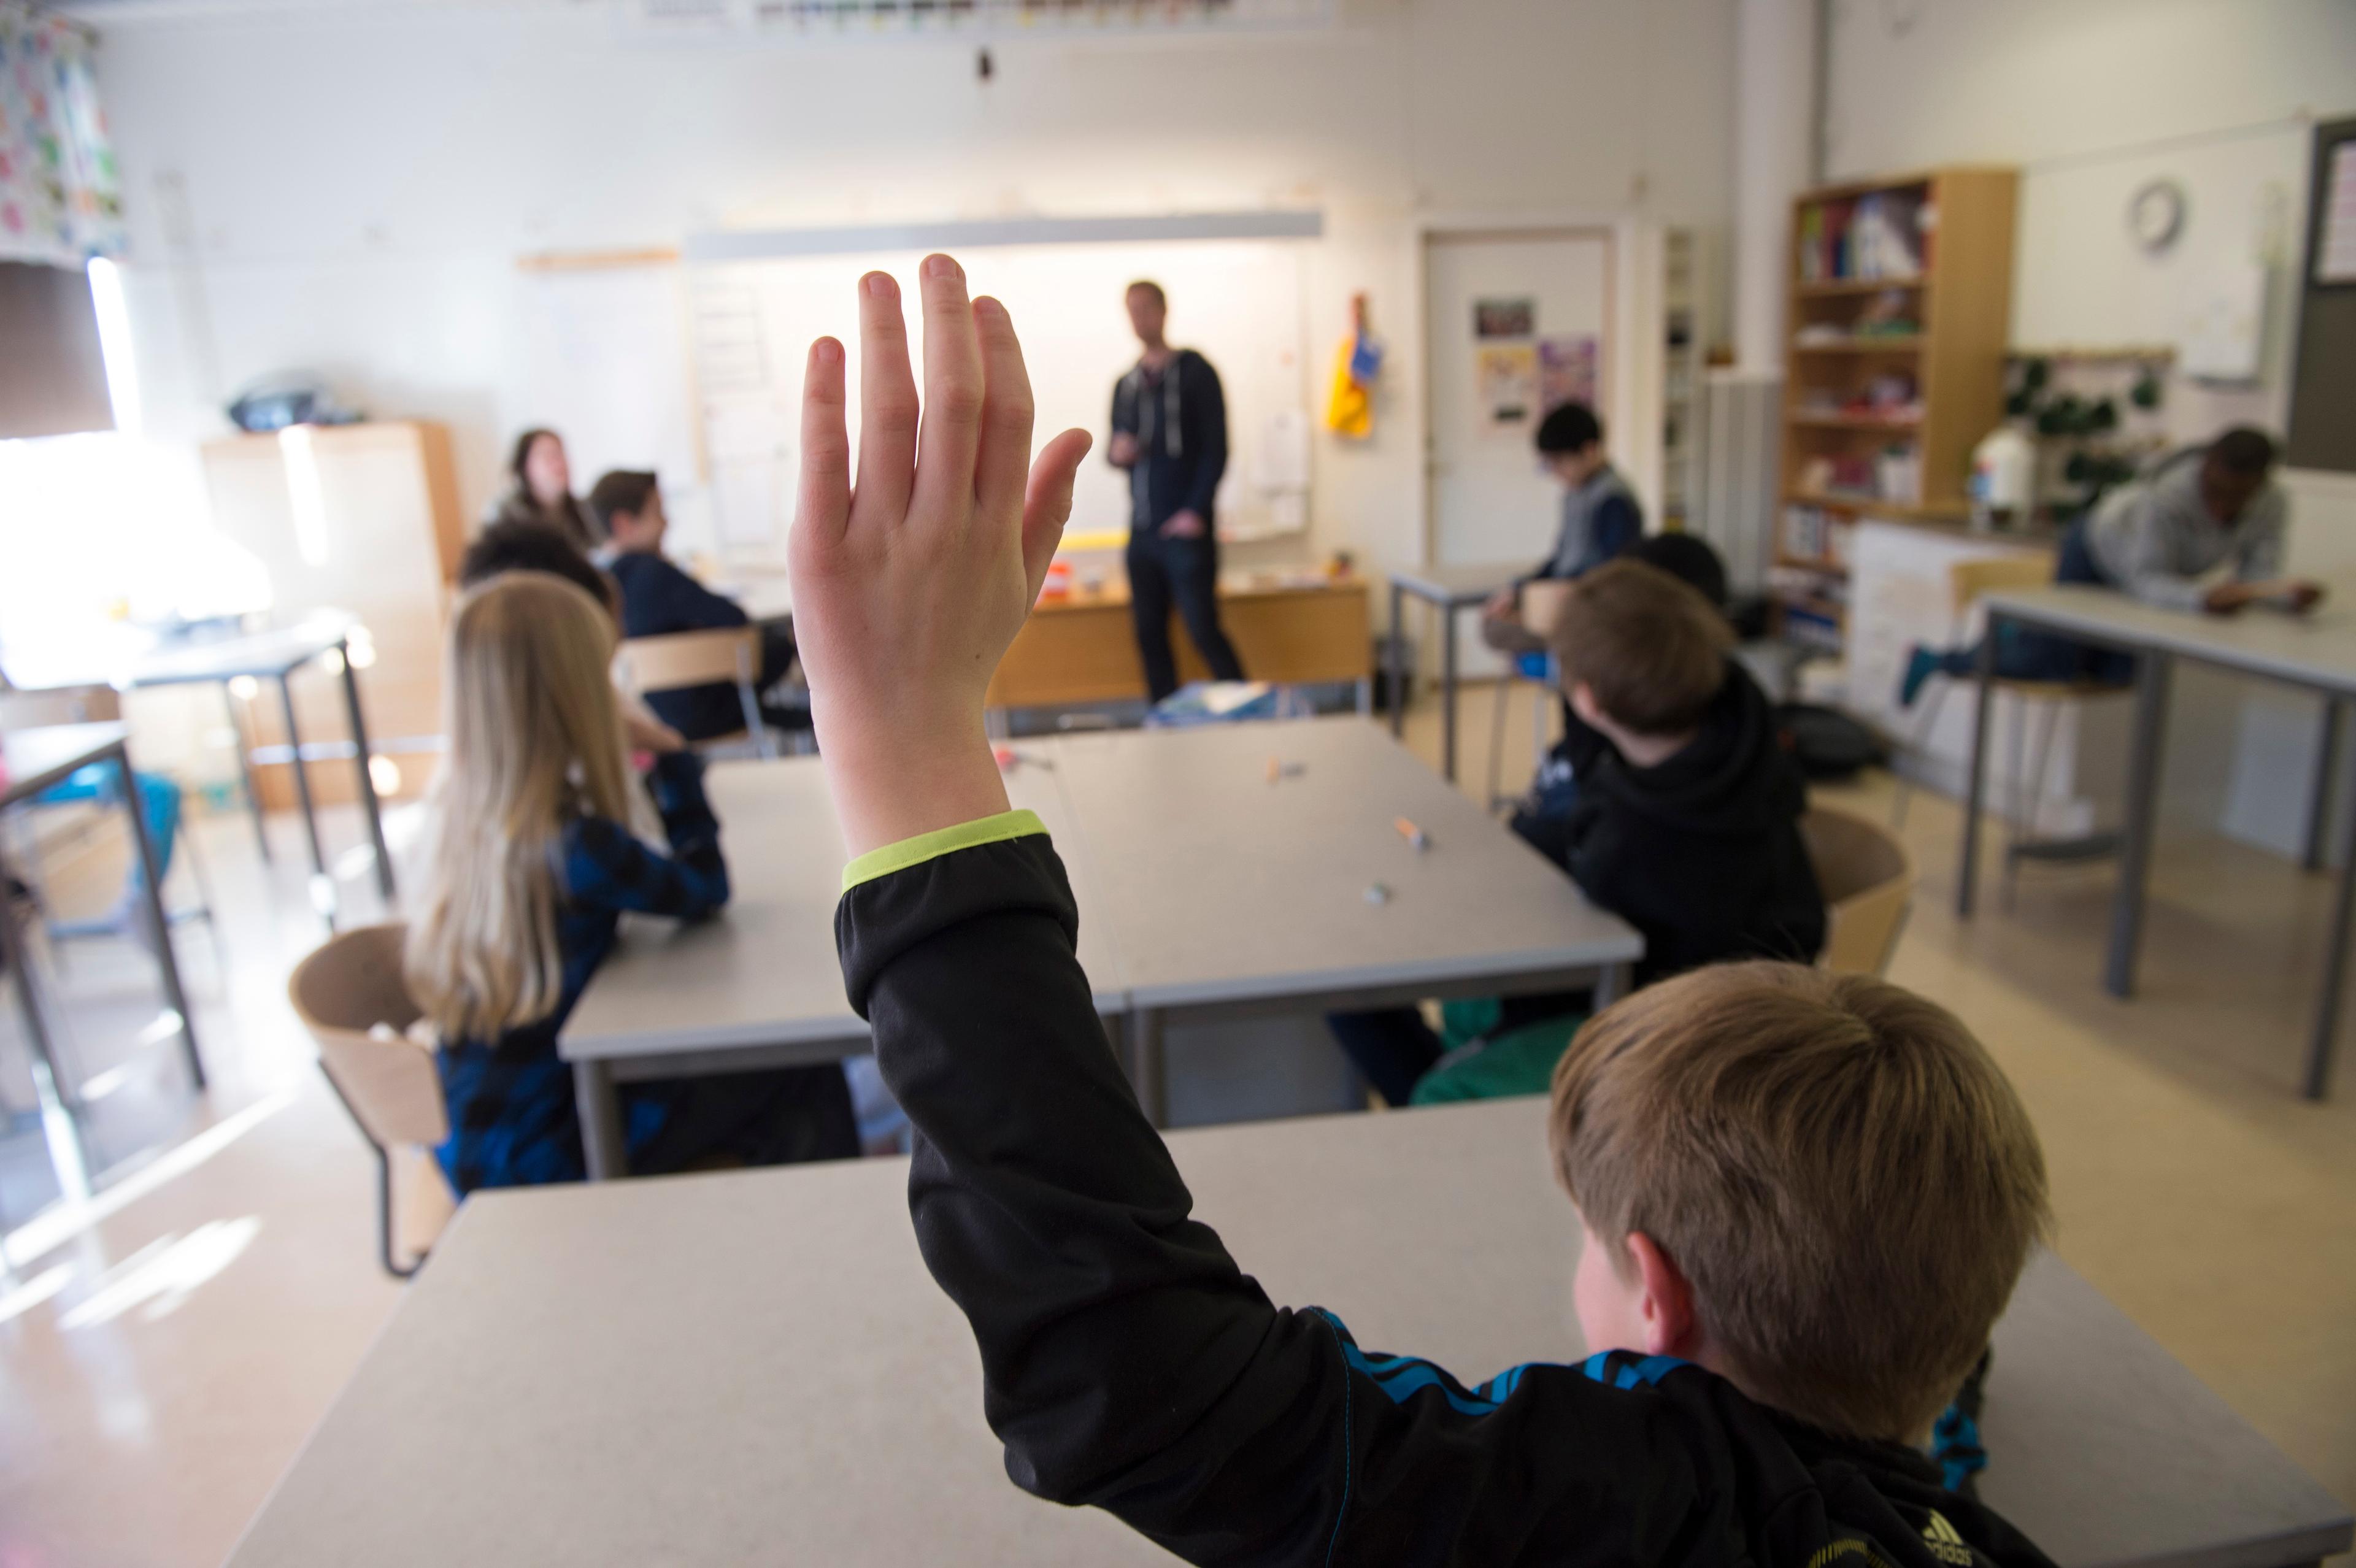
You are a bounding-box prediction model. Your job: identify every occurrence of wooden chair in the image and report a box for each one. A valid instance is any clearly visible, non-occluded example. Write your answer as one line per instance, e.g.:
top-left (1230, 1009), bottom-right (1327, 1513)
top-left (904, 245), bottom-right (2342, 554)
top-left (1892, 555), bottom-right (2124, 905)
top-left (612, 627), bottom-right (779, 761)
top-left (1802, 806), bottom-right (1914, 977)
top-left (287, 921), bottom-right (455, 1278)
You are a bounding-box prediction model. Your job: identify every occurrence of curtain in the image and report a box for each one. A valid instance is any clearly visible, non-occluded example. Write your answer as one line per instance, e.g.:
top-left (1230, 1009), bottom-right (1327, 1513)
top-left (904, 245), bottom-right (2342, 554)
top-left (0, 1), bottom-right (122, 267)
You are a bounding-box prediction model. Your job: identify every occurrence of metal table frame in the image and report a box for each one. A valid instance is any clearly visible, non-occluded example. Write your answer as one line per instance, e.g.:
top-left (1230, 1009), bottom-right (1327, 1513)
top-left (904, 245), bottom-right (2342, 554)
top-left (126, 623), bottom-right (395, 919)
top-left (1959, 596), bottom-right (2356, 1100)
top-left (1386, 567), bottom-right (1521, 783)
top-left (1, 726), bottom-right (205, 1134)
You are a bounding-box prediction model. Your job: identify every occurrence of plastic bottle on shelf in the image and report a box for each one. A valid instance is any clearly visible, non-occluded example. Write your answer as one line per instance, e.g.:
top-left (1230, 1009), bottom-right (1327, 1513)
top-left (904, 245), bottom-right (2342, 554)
top-left (1968, 424), bottom-right (2036, 532)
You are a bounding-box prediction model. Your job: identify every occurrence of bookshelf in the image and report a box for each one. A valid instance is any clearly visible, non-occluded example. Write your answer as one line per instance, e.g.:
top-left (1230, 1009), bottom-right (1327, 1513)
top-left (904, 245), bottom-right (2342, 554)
top-left (1773, 166), bottom-right (2017, 653)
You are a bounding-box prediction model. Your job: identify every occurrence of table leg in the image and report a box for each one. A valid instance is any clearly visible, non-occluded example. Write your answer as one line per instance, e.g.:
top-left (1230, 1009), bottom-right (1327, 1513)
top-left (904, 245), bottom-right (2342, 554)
top-left (223, 683), bottom-right (272, 864)
top-left (0, 850), bottom-right (93, 1202)
top-left (277, 674), bottom-right (332, 920)
top-left (338, 642), bottom-right (396, 901)
top-left (1957, 619), bottom-right (2000, 918)
top-left (2104, 651), bottom-right (2173, 1000)
top-left (2302, 739), bottom-right (2356, 1101)
top-left (1591, 961), bottom-right (1630, 1011)
top-left (1388, 583), bottom-right (1407, 739)
top-left (574, 1059), bottom-right (627, 1179)
top-left (2303, 697), bottom-right (2343, 874)
top-left (1127, 1007), bottom-right (1166, 1129)
top-left (1441, 603), bottom-right (1461, 783)
top-left (117, 752), bottom-right (203, 1090)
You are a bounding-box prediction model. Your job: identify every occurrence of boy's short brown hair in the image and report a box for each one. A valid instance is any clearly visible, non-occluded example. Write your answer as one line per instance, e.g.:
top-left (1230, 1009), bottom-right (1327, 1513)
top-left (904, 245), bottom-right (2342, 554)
top-left (1549, 961), bottom-right (2049, 1442)
top-left (1547, 558), bottom-right (1732, 736)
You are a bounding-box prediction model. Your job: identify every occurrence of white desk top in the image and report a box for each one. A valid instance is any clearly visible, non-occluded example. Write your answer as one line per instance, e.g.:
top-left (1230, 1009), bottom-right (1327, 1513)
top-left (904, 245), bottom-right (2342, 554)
top-left (1985, 585), bottom-right (2356, 696)
top-left (121, 610), bottom-right (358, 686)
top-left (0, 722), bottom-right (126, 809)
top-left (1389, 561), bottom-right (1527, 605)
top-left (223, 1099), bottom-right (2351, 1568)
top-left (558, 757), bottom-right (1122, 1062)
top-left (1049, 717), bottom-right (1639, 1008)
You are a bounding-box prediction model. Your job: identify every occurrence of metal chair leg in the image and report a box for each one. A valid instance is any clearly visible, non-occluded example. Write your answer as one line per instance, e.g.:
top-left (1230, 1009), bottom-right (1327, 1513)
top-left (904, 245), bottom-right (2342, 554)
top-left (317, 1063), bottom-right (425, 1280)
top-left (1485, 674), bottom-right (1513, 813)
top-left (2005, 698), bottom-right (2062, 911)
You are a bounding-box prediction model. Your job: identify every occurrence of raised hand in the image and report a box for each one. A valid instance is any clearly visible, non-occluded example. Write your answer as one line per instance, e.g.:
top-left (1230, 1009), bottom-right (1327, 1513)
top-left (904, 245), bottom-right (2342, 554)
top-left (790, 255), bottom-right (1093, 858)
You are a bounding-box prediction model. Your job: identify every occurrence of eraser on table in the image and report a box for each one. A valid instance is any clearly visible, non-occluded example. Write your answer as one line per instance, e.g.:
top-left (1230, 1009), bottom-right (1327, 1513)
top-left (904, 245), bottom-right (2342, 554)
top-left (1363, 882), bottom-right (1392, 905)
top-left (1393, 817), bottom-right (1430, 851)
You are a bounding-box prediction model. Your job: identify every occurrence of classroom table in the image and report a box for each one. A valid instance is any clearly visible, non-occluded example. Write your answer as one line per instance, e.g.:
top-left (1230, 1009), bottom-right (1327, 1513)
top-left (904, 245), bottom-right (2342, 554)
top-left (1958, 585), bottom-right (2356, 1099)
top-left (1386, 562), bottom-right (1525, 782)
top-left (561, 718), bottom-right (1638, 1161)
top-left (558, 756), bottom-right (1122, 1179)
top-left (121, 611), bottom-right (395, 914)
top-left (0, 723), bottom-right (204, 1102)
top-left (1052, 717), bottom-right (1640, 1123)
top-left (220, 1097), bottom-right (2352, 1568)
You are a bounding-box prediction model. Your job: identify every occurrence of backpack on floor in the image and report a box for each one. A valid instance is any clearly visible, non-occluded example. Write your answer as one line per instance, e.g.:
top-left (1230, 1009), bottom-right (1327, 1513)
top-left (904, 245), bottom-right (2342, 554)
top-left (1774, 702), bottom-right (1888, 781)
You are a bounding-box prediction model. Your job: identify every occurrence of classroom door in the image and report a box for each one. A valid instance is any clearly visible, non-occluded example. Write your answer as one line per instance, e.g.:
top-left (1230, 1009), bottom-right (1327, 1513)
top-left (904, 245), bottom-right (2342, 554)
top-left (1423, 229), bottom-right (1613, 571)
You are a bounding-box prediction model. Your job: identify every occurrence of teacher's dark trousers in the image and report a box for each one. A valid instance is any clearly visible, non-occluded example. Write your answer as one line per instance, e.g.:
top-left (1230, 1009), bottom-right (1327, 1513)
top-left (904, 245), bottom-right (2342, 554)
top-left (1128, 530), bottom-right (1245, 703)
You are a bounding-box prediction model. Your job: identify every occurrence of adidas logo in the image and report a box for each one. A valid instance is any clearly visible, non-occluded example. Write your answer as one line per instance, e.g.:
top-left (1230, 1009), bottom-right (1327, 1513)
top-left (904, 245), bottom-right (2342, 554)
top-left (1922, 1509), bottom-right (1977, 1566)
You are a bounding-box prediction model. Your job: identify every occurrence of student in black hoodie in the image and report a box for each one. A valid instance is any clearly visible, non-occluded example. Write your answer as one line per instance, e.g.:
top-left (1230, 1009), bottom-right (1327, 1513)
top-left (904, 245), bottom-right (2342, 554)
top-left (787, 256), bottom-right (2058, 1568)
top-left (1331, 556), bottom-right (1825, 1104)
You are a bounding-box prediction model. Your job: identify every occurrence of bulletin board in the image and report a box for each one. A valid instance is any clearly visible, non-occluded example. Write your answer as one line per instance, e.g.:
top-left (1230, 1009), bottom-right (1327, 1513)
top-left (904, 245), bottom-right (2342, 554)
top-left (2287, 117), bottom-right (2356, 474)
top-left (687, 236), bottom-right (1314, 552)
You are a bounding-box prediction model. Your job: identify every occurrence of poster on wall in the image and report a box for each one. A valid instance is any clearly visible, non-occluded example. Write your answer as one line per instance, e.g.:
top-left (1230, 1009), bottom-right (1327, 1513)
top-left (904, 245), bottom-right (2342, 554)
top-left (1473, 297), bottom-right (1534, 339)
top-left (1535, 334), bottom-right (1598, 417)
top-left (1476, 344), bottom-right (1538, 429)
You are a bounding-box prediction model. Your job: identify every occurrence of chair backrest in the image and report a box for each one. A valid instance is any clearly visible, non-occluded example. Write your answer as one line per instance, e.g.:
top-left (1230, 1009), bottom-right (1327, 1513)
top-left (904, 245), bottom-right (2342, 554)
top-left (1947, 553), bottom-right (2054, 620)
top-left (1800, 807), bottom-right (1915, 977)
top-left (614, 628), bottom-right (757, 696)
top-left (0, 682), bottom-right (122, 729)
top-left (288, 922), bottom-right (450, 1150)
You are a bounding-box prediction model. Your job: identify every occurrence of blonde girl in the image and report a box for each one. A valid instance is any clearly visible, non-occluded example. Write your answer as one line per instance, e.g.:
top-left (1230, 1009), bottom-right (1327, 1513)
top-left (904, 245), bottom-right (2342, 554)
top-left (407, 572), bottom-right (853, 1191)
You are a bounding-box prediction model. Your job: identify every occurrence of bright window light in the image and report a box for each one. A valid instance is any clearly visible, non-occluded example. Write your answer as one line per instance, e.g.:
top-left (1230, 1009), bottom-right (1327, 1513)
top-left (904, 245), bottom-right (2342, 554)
top-left (279, 425), bottom-right (329, 566)
top-left (85, 257), bottom-right (142, 439)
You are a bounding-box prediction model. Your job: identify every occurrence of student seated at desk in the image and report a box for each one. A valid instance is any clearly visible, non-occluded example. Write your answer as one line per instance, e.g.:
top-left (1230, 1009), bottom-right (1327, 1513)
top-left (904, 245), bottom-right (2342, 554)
top-left (588, 469), bottom-right (801, 744)
top-left (404, 572), bottom-right (854, 1193)
top-left (1900, 427), bottom-right (2324, 704)
top-left (788, 258), bottom-right (2058, 1566)
top-left (1334, 557), bottom-right (1825, 1105)
top-left (490, 427), bottom-right (602, 553)
top-left (1480, 400), bottom-right (1643, 630)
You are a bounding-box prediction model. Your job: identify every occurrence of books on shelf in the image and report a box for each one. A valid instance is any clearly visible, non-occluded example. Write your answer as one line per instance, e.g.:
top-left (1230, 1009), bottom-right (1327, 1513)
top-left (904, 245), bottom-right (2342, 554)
top-left (1779, 504), bottom-right (1855, 567)
top-left (1798, 189), bottom-right (1925, 283)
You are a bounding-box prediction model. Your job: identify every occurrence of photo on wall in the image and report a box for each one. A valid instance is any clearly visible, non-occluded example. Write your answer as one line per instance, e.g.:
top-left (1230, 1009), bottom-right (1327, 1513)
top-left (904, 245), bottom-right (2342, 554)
top-left (1535, 334), bottom-right (1598, 417)
top-left (1472, 296), bottom-right (1535, 339)
top-left (1476, 343), bottom-right (1538, 429)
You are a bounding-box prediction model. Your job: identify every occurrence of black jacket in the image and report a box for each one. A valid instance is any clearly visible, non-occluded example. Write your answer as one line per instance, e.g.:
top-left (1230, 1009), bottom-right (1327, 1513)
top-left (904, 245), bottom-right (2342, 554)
top-left (609, 550), bottom-right (752, 741)
top-left (1111, 349), bottom-right (1228, 533)
top-left (837, 834), bottom-right (2054, 1568)
top-left (1516, 658), bottom-right (1824, 986)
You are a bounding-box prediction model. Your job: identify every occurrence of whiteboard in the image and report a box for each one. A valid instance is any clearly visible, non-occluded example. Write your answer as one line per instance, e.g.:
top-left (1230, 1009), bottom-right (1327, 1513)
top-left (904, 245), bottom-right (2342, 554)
top-left (515, 266), bottom-right (704, 515)
top-left (687, 237), bottom-right (1312, 552)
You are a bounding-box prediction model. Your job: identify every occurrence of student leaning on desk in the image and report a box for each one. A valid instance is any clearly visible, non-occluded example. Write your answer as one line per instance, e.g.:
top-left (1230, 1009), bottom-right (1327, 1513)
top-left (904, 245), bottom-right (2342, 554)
top-left (786, 255), bottom-right (2060, 1568)
top-left (1901, 428), bottom-right (2325, 704)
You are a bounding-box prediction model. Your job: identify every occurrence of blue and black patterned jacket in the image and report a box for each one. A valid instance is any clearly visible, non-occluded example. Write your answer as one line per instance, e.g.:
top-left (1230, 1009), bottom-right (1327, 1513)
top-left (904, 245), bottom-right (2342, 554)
top-left (434, 751), bottom-right (728, 1194)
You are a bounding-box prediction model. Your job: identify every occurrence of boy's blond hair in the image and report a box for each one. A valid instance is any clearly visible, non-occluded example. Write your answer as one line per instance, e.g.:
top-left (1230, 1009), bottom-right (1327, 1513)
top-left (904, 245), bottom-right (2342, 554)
top-left (1546, 558), bottom-right (1731, 737)
top-left (1549, 961), bottom-right (2049, 1442)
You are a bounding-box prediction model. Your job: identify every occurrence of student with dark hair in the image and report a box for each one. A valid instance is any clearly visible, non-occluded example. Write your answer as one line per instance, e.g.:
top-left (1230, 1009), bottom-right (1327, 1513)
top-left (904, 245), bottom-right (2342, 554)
top-left (490, 428), bottom-right (602, 553)
top-left (1482, 401), bottom-right (1643, 632)
top-left (1900, 426), bottom-right (2322, 704)
top-left (589, 471), bottom-right (799, 743)
top-left (1108, 279), bottom-right (1245, 703)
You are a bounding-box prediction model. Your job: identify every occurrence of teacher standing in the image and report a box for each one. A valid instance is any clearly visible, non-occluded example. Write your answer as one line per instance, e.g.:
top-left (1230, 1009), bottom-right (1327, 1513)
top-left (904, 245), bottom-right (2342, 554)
top-left (1109, 280), bottom-right (1245, 703)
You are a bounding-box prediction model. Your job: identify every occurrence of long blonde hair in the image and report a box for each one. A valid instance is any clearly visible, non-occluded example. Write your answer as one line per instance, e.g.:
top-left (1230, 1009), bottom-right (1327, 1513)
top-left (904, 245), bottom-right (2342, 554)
top-left (406, 571), bottom-right (640, 1040)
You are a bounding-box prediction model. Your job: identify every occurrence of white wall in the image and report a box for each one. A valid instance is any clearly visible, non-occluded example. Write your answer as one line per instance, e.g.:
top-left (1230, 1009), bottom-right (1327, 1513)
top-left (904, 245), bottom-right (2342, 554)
top-left (1823, 0), bottom-right (2356, 859)
top-left (89, 0), bottom-right (1737, 591)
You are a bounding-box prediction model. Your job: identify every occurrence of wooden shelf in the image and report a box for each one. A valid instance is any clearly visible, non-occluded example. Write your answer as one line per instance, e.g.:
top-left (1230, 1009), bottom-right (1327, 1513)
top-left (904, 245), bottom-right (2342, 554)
top-left (1795, 277), bottom-right (1928, 297)
top-left (1789, 412), bottom-right (1923, 431)
top-left (1774, 550), bottom-right (1850, 577)
top-left (1792, 336), bottom-right (1924, 353)
top-left (1784, 490), bottom-right (1969, 522)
